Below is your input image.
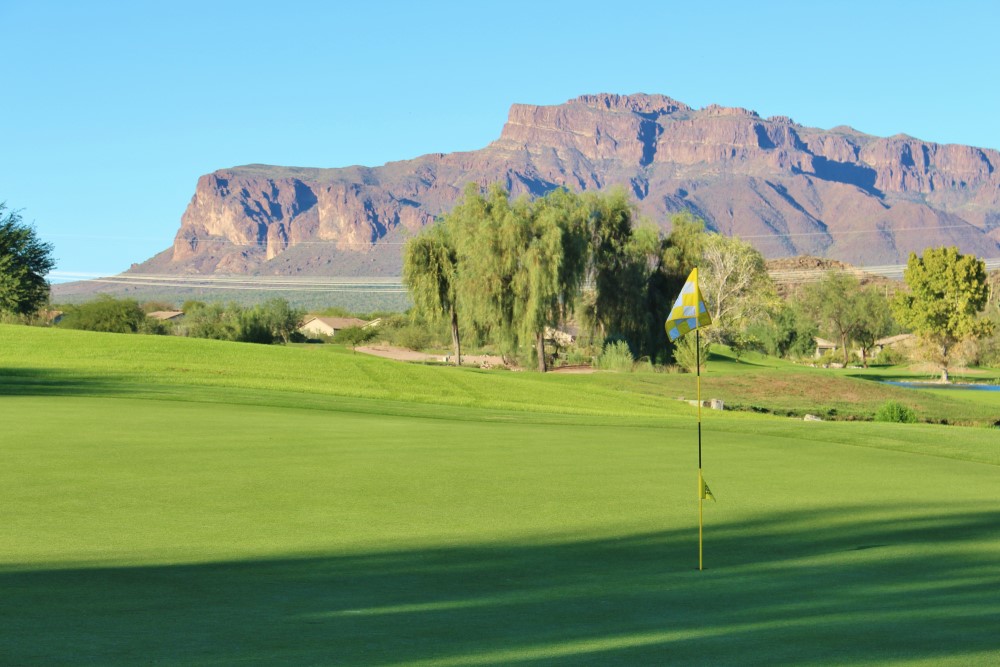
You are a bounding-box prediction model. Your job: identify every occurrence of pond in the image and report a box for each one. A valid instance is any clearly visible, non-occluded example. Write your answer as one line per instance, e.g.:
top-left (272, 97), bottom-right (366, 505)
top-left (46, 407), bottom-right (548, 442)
top-left (884, 381), bottom-right (1000, 392)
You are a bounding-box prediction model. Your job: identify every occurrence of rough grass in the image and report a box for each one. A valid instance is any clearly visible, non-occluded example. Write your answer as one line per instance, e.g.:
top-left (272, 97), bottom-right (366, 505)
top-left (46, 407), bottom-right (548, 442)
top-left (1, 325), bottom-right (999, 665)
top-left (604, 348), bottom-right (1000, 426)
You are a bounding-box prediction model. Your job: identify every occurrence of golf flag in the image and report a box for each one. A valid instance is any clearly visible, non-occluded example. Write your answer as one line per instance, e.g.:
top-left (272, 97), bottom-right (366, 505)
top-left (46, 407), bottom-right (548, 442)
top-left (665, 268), bottom-right (712, 342)
top-left (700, 476), bottom-right (716, 502)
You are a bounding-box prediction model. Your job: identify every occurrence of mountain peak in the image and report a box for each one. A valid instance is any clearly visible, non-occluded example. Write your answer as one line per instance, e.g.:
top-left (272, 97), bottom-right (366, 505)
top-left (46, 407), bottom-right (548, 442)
top-left (570, 92), bottom-right (692, 115)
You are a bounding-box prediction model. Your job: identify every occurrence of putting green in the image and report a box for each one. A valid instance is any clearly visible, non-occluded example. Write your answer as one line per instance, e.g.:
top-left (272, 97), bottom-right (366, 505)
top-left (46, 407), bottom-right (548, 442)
top-left (1, 325), bottom-right (998, 664)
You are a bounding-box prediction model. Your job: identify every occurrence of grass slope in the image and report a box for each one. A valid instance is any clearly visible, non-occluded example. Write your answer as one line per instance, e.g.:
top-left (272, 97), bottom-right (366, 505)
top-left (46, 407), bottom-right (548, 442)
top-left (1, 325), bottom-right (999, 665)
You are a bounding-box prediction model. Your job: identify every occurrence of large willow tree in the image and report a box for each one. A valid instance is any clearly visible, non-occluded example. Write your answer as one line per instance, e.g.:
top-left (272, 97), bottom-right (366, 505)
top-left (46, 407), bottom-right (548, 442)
top-left (514, 188), bottom-right (590, 371)
top-left (407, 184), bottom-right (592, 371)
top-left (448, 184), bottom-right (591, 371)
top-left (402, 220), bottom-right (462, 365)
top-left (584, 188), bottom-right (657, 351)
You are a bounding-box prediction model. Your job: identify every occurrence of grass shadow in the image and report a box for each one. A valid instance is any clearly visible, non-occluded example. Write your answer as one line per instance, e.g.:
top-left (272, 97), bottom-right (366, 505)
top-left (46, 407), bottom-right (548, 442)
top-left (0, 366), bottom-right (137, 398)
top-left (2, 506), bottom-right (998, 665)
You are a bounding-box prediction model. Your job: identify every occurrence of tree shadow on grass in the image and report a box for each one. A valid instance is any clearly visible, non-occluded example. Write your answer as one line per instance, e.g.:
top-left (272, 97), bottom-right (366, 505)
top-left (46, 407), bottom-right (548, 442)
top-left (0, 366), bottom-right (136, 398)
top-left (2, 506), bottom-right (998, 665)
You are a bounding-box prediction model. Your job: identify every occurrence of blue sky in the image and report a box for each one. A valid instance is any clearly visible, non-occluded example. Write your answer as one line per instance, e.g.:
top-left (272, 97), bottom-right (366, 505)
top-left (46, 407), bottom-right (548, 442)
top-left (2, 0), bottom-right (998, 278)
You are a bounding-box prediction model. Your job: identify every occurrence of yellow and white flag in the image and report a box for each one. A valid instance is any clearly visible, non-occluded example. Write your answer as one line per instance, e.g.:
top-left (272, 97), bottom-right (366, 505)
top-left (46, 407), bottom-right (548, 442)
top-left (665, 268), bottom-right (712, 342)
top-left (700, 476), bottom-right (716, 502)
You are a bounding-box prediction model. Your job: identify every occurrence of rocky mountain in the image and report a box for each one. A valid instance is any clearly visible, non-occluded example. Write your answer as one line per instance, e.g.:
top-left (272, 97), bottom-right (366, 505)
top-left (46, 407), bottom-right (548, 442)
top-left (134, 93), bottom-right (1000, 277)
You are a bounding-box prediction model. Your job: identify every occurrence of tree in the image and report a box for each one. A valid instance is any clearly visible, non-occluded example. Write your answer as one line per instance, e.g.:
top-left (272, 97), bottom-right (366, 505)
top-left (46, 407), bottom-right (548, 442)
top-left (585, 188), bottom-right (655, 353)
top-left (699, 233), bottom-right (778, 345)
top-left (893, 246), bottom-right (993, 382)
top-left (515, 188), bottom-right (590, 371)
top-left (450, 184), bottom-right (523, 362)
top-left (800, 272), bottom-right (848, 365)
top-left (801, 271), bottom-right (885, 366)
top-left (184, 302), bottom-right (240, 340)
top-left (852, 288), bottom-right (895, 367)
top-left (335, 325), bottom-right (376, 352)
top-left (0, 203), bottom-right (56, 316)
top-left (649, 212), bottom-right (708, 363)
top-left (403, 221), bottom-right (462, 365)
top-left (447, 184), bottom-right (590, 371)
top-left (660, 211), bottom-right (706, 280)
top-left (236, 306), bottom-right (274, 344)
top-left (258, 298), bottom-right (303, 344)
top-left (59, 296), bottom-right (146, 333)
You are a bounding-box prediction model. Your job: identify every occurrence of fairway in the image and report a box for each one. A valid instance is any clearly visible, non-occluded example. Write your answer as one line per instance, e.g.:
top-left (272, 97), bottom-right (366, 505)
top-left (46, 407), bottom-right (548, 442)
top-left (2, 326), bottom-right (999, 665)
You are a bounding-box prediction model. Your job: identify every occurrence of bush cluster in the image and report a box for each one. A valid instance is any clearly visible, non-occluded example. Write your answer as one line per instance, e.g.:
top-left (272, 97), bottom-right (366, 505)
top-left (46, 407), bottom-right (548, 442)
top-left (56, 296), bottom-right (304, 345)
top-left (875, 400), bottom-right (917, 424)
top-left (594, 340), bottom-right (635, 372)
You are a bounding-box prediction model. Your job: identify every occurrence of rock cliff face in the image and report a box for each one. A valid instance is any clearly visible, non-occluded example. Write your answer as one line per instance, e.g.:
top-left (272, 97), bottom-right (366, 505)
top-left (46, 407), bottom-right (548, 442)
top-left (136, 93), bottom-right (1000, 276)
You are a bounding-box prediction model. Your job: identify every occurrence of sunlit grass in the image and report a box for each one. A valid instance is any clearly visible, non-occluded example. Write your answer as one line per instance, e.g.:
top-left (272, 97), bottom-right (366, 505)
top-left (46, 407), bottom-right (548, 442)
top-left (1, 324), bottom-right (999, 664)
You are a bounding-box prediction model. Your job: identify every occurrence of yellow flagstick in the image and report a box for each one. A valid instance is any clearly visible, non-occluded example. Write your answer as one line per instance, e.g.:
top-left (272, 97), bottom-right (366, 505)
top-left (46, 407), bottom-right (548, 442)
top-left (664, 267), bottom-right (713, 572)
top-left (697, 327), bottom-right (704, 571)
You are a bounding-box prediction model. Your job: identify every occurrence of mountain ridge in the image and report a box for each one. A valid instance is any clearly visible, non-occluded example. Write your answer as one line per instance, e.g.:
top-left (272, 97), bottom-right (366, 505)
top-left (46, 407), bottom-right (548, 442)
top-left (131, 93), bottom-right (1000, 277)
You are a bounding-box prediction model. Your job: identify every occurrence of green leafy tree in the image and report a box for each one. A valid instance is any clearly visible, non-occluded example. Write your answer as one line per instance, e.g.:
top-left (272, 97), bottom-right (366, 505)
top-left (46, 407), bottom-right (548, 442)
top-left (448, 184), bottom-right (590, 371)
top-left (515, 188), bottom-right (590, 371)
top-left (258, 298), bottom-right (303, 344)
top-left (403, 221), bottom-right (462, 365)
top-left (0, 203), bottom-right (56, 316)
top-left (660, 211), bottom-right (707, 281)
top-left (747, 300), bottom-right (817, 359)
top-left (649, 212), bottom-right (709, 363)
top-left (892, 246), bottom-right (993, 381)
top-left (450, 184), bottom-right (523, 361)
top-left (184, 302), bottom-right (240, 340)
top-left (236, 307), bottom-right (274, 344)
top-left (59, 296), bottom-right (146, 333)
top-left (699, 233), bottom-right (778, 345)
top-left (852, 288), bottom-right (896, 367)
top-left (335, 325), bottom-right (376, 352)
top-left (585, 189), bottom-right (655, 353)
top-left (802, 271), bottom-right (864, 366)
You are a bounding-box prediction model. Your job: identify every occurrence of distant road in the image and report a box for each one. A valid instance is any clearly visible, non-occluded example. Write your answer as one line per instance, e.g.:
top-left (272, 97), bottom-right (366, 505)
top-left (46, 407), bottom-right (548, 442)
top-left (51, 257), bottom-right (1000, 293)
top-left (769, 258), bottom-right (1000, 284)
top-left (50, 273), bottom-right (410, 293)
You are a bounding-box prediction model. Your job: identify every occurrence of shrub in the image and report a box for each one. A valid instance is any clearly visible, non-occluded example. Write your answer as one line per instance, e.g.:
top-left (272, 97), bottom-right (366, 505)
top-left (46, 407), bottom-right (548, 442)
top-left (394, 325), bottom-right (432, 351)
top-left (59, 296), bottom-right (145, 333)
top-left (875, 400), bottom-right (917, 424)
top-left (874, 346), bottom-right (908, 366)
top-left (236, 308), bottom-right (274, 344)
top-left (673, 333), bottom-right (711, 374)
top-left (185, 302), bottom-right (239, 341)
top-left (335, 326), bottom-right (376, 351)
top-left (595, 340), bottom-right (634, 372)
top-left (728, 332), bottom-right (764, 361)
top-left (138, 316), bottom-right (171, 335)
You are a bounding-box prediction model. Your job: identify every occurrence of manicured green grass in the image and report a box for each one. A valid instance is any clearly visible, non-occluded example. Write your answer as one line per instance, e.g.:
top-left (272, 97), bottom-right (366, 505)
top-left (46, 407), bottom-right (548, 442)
top-left (1, 325), bottom-right (999, 665)
top-left (0, 325), bottom-right (691, 418)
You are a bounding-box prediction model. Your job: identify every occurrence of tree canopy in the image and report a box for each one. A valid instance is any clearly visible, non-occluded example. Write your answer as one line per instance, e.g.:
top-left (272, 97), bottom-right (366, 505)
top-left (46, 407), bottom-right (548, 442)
top-left (0, 203), bottom-right (56, 316)
top-left (893, 246), bottom-right (992, 381)
top-left (699, 233), bottom-right (778, 345)
top-left (444, 184), bottom-right (592, 371)
top-left (801, 271), bottom-right (894, 366)
top-left (403, 220), bottom-right (462, 364)
top-left (402, 183), bottom-right (756, 372)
